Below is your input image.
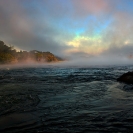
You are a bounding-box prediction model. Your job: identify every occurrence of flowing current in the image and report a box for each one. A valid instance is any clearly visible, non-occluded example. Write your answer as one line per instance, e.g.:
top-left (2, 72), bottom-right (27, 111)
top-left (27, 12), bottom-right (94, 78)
top-left (0, 66), bottom-right (133, 132)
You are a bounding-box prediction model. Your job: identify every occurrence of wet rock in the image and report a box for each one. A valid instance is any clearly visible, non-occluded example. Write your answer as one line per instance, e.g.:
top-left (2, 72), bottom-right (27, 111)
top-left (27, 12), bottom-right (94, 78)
top-left (123, 84), bottom-right (133, 91)
top-left (117, 71), bottom-right (133, 84)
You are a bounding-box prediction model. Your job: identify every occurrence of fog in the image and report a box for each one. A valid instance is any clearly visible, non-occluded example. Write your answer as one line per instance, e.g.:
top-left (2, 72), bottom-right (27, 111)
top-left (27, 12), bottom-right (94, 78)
top-left (0, 54), bottom-right (132, 70)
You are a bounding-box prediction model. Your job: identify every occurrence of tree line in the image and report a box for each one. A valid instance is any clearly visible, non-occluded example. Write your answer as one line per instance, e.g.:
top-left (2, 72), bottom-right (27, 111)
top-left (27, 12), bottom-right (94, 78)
top-left (0, 40), bottom-right (62, 64)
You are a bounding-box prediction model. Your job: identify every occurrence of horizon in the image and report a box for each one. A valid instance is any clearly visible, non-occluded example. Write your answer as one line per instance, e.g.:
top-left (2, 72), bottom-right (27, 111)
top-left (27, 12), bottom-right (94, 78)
top-left (0, 0), bottom-right (133, 65)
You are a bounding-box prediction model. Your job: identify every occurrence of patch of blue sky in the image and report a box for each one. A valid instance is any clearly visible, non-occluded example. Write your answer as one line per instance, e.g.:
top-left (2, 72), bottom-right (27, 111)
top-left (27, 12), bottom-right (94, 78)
top-left (83, 15), bottom-right (97, 26)
top-left (21, 0), bottom-right (73, 18)
top-left (93, 18), bottom-right (112, 36)
top-left (75, 28), bottom-right (85, 36)
top-left (116, 0), bottom-right (133, 13)
top-left (21, 0), bottom-right (41, 11)
top-left (63, 16), bottom-right (97, 35)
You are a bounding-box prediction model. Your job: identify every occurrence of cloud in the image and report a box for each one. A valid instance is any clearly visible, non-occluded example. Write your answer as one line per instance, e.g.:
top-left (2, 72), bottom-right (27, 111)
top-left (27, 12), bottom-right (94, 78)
top-left (0, 0), bottom-right (133, 65)
top-left (0, 0), bottom-right (71, 56)
top-left (72, 0), bottom-right (110, 17)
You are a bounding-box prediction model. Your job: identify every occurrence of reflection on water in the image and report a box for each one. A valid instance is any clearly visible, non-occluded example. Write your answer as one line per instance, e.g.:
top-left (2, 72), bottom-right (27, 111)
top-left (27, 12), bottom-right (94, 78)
top-left (0, 66), bottom-right (133, 132)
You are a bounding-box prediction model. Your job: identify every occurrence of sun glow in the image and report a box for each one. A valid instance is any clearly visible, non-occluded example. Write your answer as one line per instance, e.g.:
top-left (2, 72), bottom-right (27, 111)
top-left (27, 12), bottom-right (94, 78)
top-left (66, 34), bottom-right (107, 55)
top-left (68, 35), bottom-right (101, 46)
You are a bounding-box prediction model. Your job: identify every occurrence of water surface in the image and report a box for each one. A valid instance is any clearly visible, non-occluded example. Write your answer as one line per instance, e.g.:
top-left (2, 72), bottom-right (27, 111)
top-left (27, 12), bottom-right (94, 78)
top-left (0, 66), bottom-right (133, 132)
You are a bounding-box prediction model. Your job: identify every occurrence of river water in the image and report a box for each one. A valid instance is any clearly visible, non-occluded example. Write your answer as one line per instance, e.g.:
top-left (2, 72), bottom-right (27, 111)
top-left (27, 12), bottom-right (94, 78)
top-left (0, 65), bottom-right (133, 132)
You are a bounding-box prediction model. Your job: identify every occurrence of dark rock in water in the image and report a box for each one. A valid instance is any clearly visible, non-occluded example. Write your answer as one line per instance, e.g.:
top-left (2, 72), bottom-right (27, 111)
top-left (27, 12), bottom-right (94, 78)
top-left (123, 84), bottom-right (133, 91)
top-left (117, 71), bottom-right (133, 84)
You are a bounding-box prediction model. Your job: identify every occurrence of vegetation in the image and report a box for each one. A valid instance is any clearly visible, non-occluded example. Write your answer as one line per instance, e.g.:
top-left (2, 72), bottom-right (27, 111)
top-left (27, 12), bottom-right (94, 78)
top-left (0, 40), bottom-right (62, 64)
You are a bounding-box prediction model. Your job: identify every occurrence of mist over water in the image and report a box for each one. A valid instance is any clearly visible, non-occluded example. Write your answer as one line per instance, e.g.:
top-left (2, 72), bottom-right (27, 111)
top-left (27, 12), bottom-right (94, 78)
top-left (0, 56), bottom-right (132, 70)
top-left (61, 55), bottom-right (133, 67)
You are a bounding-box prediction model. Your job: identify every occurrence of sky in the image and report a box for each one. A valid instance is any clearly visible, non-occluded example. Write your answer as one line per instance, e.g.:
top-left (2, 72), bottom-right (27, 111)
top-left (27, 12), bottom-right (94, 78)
top-left (0, 0), bottom-right (133, 65)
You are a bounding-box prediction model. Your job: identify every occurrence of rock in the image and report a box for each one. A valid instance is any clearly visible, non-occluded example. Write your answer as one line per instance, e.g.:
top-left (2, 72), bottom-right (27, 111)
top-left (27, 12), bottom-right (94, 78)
top-left (117, 71), bottom-right (133, 84)
top-left (123, 84), bottom-right (133, 91)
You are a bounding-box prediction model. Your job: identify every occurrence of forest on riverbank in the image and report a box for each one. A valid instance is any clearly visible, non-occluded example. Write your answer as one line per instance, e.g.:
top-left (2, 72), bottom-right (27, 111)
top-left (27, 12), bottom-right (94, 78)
top-left (0, 40), bottom-right (63, 64)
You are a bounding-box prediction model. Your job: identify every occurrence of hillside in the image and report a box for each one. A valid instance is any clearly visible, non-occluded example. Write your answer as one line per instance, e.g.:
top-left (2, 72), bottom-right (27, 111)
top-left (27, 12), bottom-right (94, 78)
top-left (0, 40), bottom-right (63, 64)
